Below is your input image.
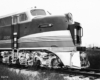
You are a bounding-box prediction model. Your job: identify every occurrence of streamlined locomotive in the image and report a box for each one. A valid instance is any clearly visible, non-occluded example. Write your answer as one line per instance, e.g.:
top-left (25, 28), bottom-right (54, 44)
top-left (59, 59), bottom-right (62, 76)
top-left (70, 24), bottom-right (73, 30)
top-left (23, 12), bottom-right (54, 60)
top-left (0, 8), bottom-right (90, 68)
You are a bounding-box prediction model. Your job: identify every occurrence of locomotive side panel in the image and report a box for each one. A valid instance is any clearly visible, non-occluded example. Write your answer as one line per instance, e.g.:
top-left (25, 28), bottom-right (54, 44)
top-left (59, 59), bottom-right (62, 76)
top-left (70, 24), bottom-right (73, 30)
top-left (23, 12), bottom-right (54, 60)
top-left (18, 16), bottom-right (69, 38)
top-left (18, 30), bottom-right (74, 48)
top-left (0, 26), bottom-right (12, 48)
top-left (18, 16), bottom-right (75, 49)
top-left (19, 21), bottom-right (39, 38)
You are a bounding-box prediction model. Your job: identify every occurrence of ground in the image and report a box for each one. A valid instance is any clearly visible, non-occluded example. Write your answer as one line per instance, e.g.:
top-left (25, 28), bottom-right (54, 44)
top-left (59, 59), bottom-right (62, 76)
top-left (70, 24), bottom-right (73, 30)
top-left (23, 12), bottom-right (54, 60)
top-left (85, 49), bottom-right (100, 69)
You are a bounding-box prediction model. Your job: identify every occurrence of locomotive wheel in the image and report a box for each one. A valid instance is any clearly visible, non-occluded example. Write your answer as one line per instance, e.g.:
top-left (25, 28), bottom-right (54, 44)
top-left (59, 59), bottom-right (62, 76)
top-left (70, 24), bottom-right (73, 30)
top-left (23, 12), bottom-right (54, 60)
top-left (0, 55), bottom-right (3, 63)
top-left (8, 57), bottom-right (12, 66)
top-left (51, 59), bottom-right (59, 68)
top-left (0, 56), bottom-right (3, 63)
top-left (36, 60), bottom-right (41, 67)
top-left (16, 59), bottom-right (20, 67)
top-left (34, 60), bottom-right (41, 69)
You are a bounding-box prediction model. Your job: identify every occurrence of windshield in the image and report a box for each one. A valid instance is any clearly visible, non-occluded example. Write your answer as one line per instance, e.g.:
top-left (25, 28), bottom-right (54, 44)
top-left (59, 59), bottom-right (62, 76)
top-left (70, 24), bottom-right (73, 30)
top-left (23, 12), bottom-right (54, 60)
top-left (30, 9), bottom-right (46, 16)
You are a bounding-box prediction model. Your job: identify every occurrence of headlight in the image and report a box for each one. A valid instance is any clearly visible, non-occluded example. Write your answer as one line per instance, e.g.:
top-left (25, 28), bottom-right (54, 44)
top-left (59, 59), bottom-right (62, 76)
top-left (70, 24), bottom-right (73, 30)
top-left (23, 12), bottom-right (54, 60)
top-left (65, 13), bottom-right (74, 24)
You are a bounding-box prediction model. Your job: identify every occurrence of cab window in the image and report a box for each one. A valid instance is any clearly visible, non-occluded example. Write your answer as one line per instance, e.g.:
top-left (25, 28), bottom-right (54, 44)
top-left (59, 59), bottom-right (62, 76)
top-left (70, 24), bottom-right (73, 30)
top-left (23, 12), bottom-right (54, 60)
top-left (19, 13), bottom-right (28, 22)
top-left (31, 9), bottom-right (46, 16)
top-left (12, 15), bottom-right (18, 24)
top-left (0, 16), bottom-right (12, 27)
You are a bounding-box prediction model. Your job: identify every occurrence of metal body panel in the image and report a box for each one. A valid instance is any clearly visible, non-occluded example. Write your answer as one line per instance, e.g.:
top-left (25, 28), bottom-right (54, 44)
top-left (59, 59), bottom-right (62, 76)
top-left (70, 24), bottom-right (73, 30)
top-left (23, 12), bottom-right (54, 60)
top-left (54, 51), bottom-right (81, 68)
top-left (0, 15), bottom-right (74, 49)
top-left (0, 15), bottom-right (82, 51)
top-left (18, 30), bottom-right (74, 49)
top-left (18, 15), bottom-right (69, 38)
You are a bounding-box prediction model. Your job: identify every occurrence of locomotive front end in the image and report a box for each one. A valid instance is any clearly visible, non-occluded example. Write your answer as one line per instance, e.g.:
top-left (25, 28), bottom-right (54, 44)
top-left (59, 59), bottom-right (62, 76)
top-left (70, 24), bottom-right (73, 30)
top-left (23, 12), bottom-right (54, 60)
top-left (18, 12), bottom-right (89, 68)
top-left (46, 13), bottom-right (90, 69)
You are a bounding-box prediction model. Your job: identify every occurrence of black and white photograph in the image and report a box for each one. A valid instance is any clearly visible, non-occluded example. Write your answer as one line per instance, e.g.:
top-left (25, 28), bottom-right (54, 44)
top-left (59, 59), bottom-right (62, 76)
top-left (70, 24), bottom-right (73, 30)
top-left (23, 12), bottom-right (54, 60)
top-left (0, 0), bottom-right (100, 80)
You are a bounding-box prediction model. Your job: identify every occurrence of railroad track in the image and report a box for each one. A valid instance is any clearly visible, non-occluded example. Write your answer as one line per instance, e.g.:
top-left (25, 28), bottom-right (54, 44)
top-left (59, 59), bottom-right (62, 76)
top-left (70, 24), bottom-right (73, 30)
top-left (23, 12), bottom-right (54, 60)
top-left (40, 67), bottom-right (100, 78)
top-left (1, 63), bottom-right (100, 80)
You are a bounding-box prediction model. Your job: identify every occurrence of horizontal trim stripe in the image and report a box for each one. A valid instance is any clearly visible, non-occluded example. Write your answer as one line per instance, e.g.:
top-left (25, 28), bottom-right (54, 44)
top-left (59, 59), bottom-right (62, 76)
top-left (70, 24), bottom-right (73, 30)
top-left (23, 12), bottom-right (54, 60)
top-left (0, 40), bottom-right (11, 44)
top-left (18, 47), bottom-right (76, 52)
top-left (0, 48), bottom-right (12, 50)
top-left (21, 30), bottom-right (71, 38)
top-left (18, 36), bottom-right (72, 43)
top-left (22, 36), bottom-right (71, 40)
top-left (19, 30), bottom-right (73, 44)
top-left (0, 43), bottom-right (12, 48)
top-left (18, 40), bottom-right (74, 48)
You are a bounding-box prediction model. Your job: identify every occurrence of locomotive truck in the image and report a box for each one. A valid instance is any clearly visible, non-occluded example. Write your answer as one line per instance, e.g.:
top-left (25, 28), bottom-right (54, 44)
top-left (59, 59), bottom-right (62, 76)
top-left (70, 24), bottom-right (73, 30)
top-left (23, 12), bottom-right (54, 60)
top-left (0, 8), bottom-right (90, 68)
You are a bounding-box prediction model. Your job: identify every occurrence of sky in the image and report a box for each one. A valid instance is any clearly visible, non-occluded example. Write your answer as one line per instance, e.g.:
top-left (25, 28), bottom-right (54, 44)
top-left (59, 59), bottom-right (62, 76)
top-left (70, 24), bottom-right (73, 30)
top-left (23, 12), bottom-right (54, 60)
top-left (0, 0), bottom-right (100, 47)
